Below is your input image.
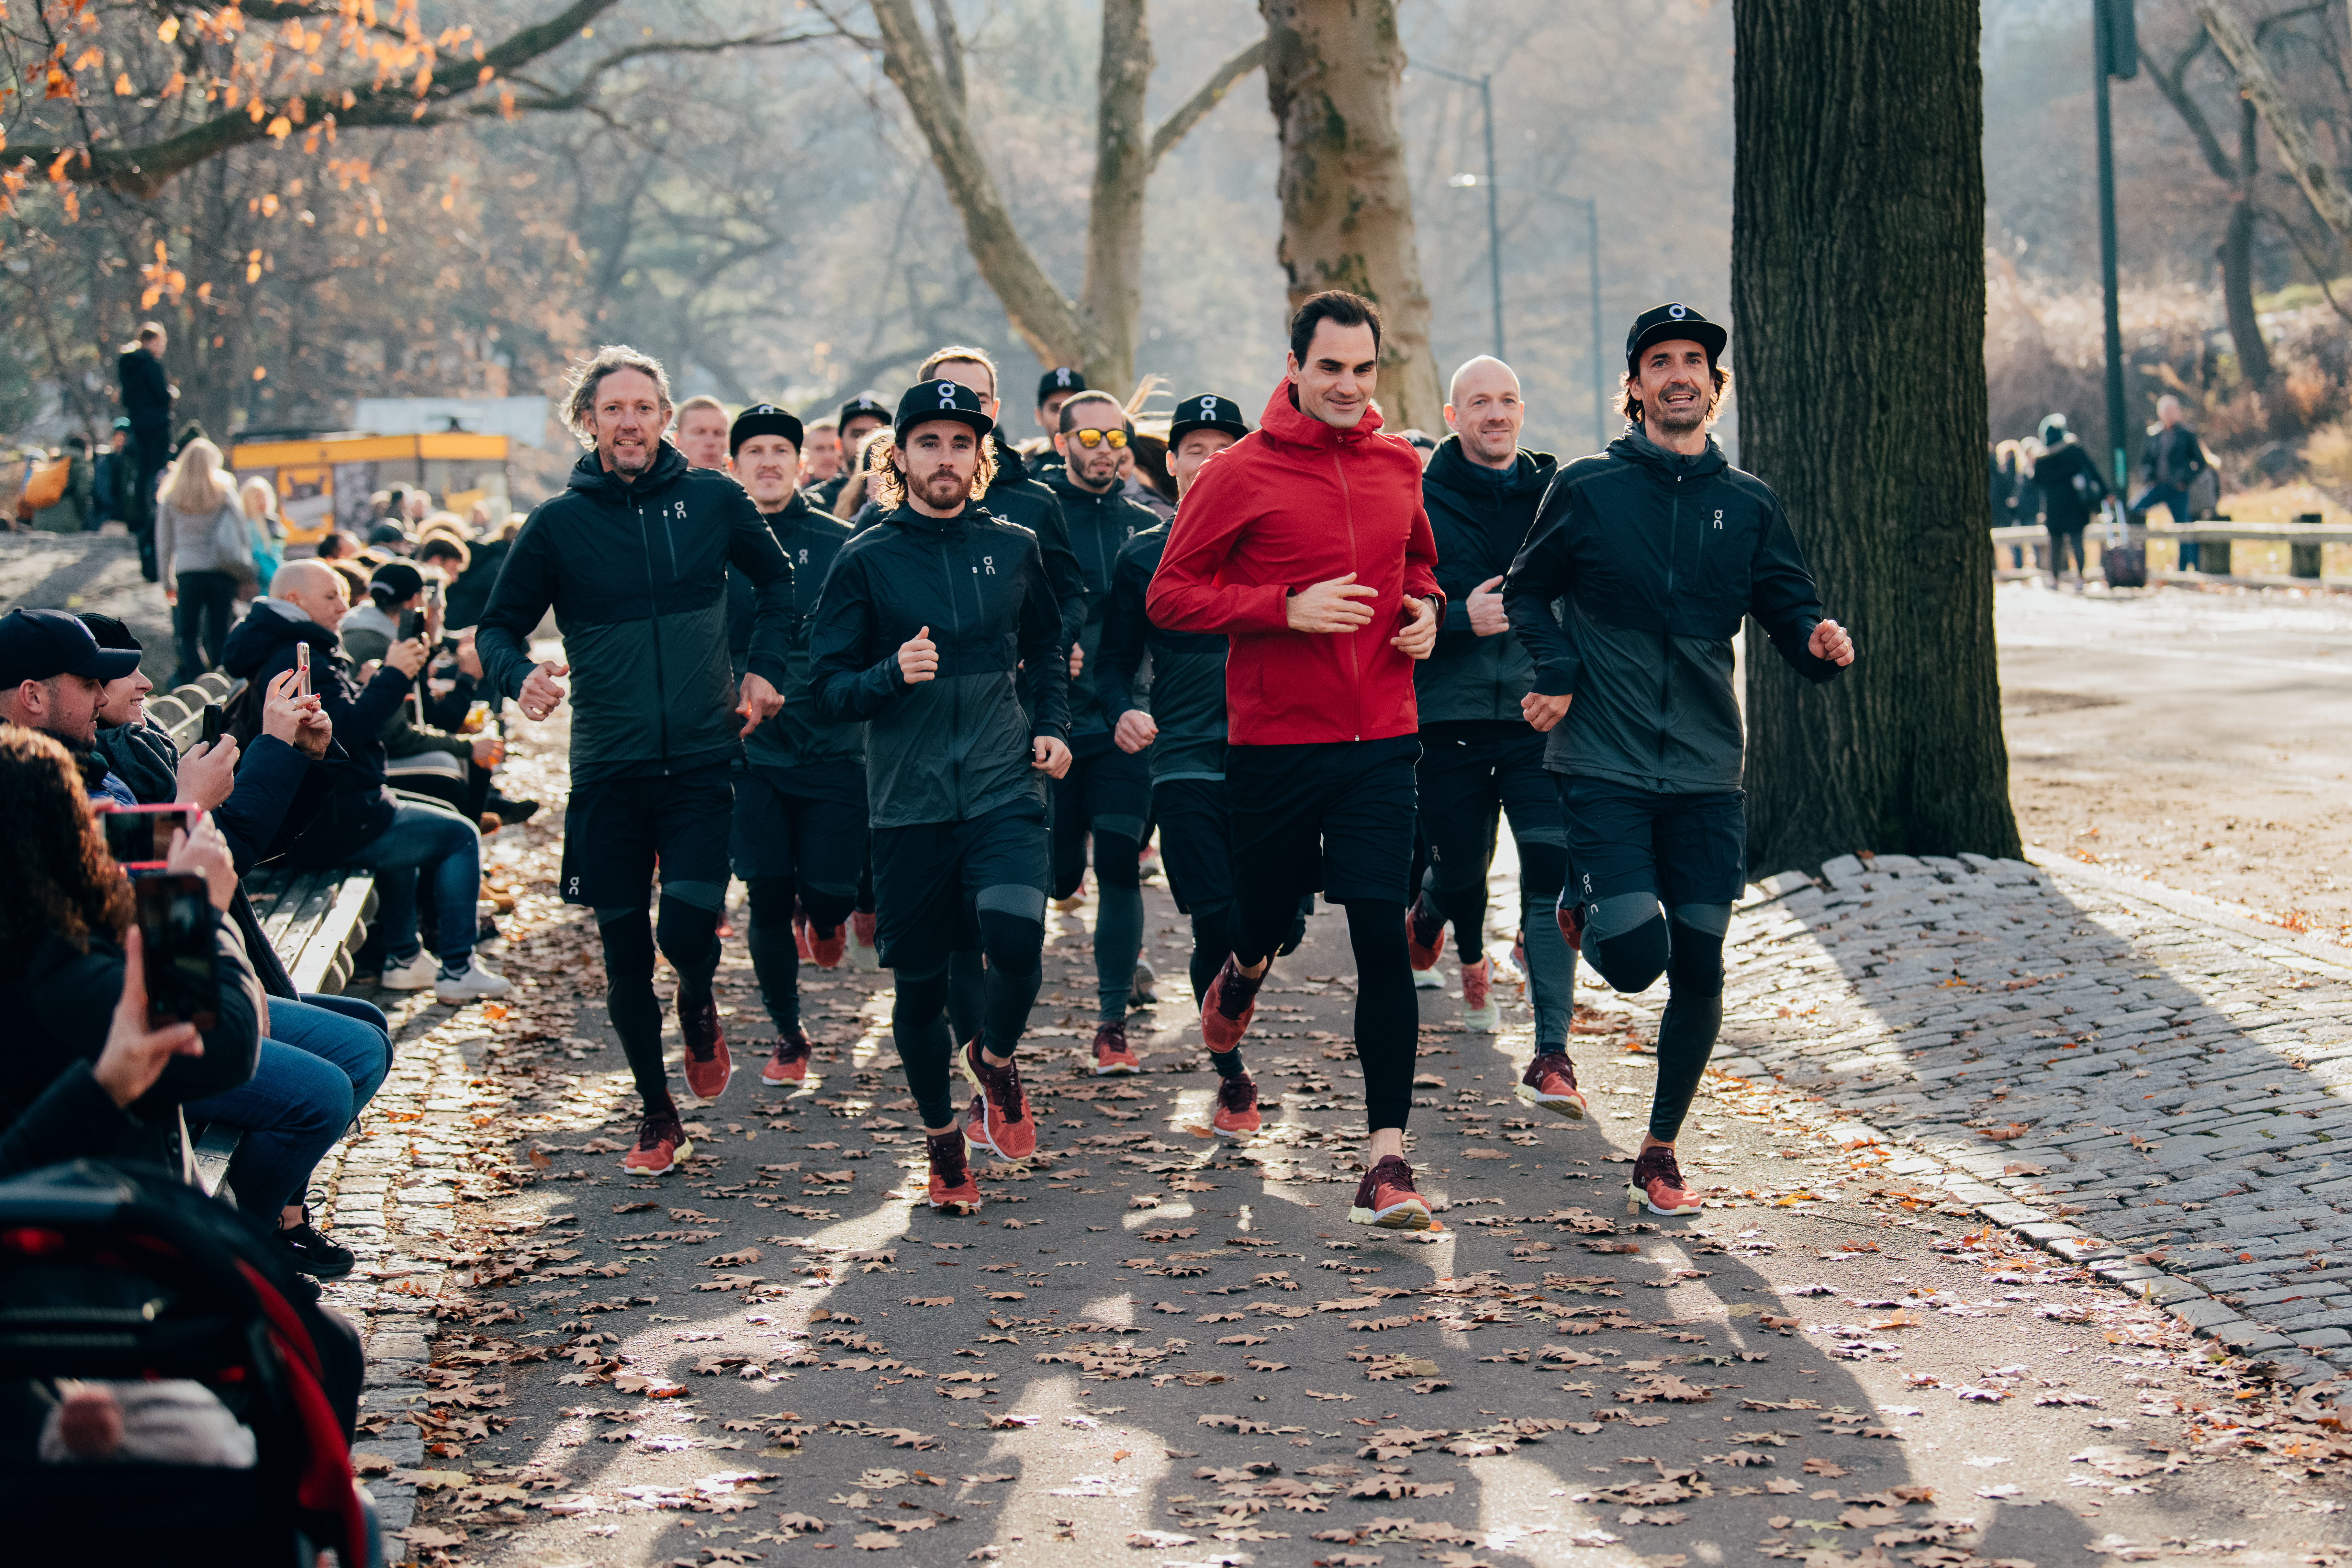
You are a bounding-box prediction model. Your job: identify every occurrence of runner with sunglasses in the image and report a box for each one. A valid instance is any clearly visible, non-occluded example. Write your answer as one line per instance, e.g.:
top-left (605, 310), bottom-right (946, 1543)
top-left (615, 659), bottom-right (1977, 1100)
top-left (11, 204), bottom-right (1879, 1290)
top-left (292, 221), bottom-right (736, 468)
top-left (1041, 390), bottom-right (1161, 1072)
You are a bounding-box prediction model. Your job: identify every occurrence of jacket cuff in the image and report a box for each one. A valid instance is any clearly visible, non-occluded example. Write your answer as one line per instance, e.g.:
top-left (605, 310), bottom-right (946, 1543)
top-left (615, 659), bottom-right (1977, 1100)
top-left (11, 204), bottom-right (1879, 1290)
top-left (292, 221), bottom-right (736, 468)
top-left (1531, 668), bottom-right (1580, 699)
top-left (1443, 600), bottom-right (1473, 634)
top-left (745, 653), bottom-right (790, 693)
top-left (1232, 584), bottom-right (1294, 633)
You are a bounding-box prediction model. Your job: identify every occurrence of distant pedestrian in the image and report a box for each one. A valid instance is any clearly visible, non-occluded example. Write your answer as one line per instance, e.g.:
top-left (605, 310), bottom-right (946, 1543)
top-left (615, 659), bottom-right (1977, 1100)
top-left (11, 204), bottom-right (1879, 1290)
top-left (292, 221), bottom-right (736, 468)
top-left (92, 420), bottom-right (132, 529)
top-left (30, 436), bottom-right (95, 534)
top-left (1990, 439), bottom-right (2029, 530)
top-left (153, 438), bottom-right (257, 683)
top-left (2132, 394), bottom-right (2209, 570)
top-left (116, 323), bottom-right (174, 578)
top-left (2028, 413), bottom-right (2105, 591)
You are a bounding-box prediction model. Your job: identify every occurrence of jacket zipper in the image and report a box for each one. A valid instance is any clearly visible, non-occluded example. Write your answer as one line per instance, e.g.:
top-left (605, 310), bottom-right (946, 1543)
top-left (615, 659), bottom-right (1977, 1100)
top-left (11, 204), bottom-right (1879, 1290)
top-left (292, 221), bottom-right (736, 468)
top-left (638, 497), bottom-right (671, 767)
top-left (938, 527), bottom-right (968, 818)
top-left (1660, 474), bottom-right (1679, 777)
top-left (1332, 446), bottom-right (1362, 740)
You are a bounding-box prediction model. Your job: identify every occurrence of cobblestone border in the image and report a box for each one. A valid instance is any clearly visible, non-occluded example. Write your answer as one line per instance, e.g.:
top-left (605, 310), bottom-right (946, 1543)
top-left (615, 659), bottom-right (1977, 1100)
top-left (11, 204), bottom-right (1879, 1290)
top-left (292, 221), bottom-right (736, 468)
top-left (1681, 851), bottom-right (2352, 1388)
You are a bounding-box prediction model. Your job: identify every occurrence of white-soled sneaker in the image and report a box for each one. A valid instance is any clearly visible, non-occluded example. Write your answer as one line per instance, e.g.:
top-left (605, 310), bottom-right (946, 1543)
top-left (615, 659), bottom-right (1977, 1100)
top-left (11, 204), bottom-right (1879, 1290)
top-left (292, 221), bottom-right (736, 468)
top-left (434, 958), bottom-right (512, 1004)
top-left (1412, 967), bottom-right (1444, 991)
top-left (378, 951), bottom-right (436, 991)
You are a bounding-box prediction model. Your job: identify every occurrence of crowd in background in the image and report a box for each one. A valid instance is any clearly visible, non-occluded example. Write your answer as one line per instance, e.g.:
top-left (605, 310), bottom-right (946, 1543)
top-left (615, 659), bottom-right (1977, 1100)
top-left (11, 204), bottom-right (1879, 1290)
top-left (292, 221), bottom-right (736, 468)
top-left (1990, 395), bottom-right (2219, 588)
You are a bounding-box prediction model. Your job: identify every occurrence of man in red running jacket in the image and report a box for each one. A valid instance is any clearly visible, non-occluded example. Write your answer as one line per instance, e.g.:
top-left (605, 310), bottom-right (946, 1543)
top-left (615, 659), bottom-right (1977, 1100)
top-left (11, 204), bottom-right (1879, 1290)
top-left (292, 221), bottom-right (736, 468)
top-left (1147, 290), bottom-right (1445, 1231)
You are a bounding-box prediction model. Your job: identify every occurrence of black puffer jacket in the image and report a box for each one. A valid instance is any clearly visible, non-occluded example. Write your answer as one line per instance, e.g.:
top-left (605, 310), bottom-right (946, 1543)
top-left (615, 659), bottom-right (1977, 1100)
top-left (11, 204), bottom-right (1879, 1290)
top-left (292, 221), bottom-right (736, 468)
top-left (476, 443), bottom-right (794, 783)
top-left (807, 503), bottom-right (1069, 829)
top-left (1041, 469), bottom-right (1157, 741)
top-left (1415, 436), bottom-right (1556, 724)
top-left (221, 599), bottom-right (414, 864)
top-left (729, 492), bottom-right (866, 777)
top-left (1096, 521), bottom-right (1227, 782)
top-left (1503, 428), bottom-right (1839, 794)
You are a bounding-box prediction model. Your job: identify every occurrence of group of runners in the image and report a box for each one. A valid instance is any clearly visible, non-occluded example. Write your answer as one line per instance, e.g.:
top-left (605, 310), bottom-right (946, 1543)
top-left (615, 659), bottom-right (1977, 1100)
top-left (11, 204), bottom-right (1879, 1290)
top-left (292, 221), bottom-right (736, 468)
top-left (478, 290), bottom-right (1854, 1228)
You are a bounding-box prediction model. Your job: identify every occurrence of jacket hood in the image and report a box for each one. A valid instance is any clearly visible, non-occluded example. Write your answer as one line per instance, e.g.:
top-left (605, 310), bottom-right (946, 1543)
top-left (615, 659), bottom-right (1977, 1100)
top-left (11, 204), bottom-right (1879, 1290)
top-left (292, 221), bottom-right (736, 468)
top-left (882, 502), bottom-right (979, 538)
top-left (566, 440), bottom-right (689, 502)
top-left (1257, 378), bottom-right (1387, 454)
top-left (1425, 435), bottom-right (1555, 500)
top-left (988, 430), bottom-right (1030, 486)
top-left (1608, 425), bottom-right (1729, 480)
top-left (221, 597), bottom-right (337, 678)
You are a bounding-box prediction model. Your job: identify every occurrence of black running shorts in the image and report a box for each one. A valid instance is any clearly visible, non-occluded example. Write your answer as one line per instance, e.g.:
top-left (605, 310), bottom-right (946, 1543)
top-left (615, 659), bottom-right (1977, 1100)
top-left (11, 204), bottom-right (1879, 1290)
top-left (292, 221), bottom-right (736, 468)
top-left (730, 767), bottom-right (870, 897)
top-left (1559, 775), bottom-right (1747, 909)
top-left (1149, 777), bottom-right (1234, 913)
top-left (560, 764), bottom-right (734, 911)
top-left (1226, 734), bottom-right (1419, 909)
top-left (870, 799), bottom-right (1051, 975)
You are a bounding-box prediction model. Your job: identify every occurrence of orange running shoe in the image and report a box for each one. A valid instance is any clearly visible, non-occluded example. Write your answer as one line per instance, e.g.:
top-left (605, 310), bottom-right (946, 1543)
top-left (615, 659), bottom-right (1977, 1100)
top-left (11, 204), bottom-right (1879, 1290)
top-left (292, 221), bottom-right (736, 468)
top-left (1628, 1145), bottom-right (1705, 1215)
top-left (926, 1130), bottom-right (980, 1215)
top-left (1347, 1154), bottom-right (1432, 1230)
top-left (1211, 1071), bottom-right (1261, 1137)
top-left (791, 901), bottom-right (813, 964)
top-left (1461, 955), bottom-right (1499, 1031)
top-left (1555, 892), bottom-right (1585, 953)
top-left (1405, 892), bottom-right (1447, 971)
top-left (762, 1028), bottom-right (812, 1086)
top-left (621, 1107), bottom-right (691, 1174)
top-left (848, 909), bottom-right (881, 973)
top-left (961, 1040), bottom-right (1037, 1161)
top-left (1200, 955), bottom-right (1265, 1053)
top-left (1515, 1051), bottom-right (1586, 1119)
top-left (681, 994), bottom-right (732, 1103)
top-left (1092, 1019), bottom-right (1141, 1075)
top-left (806, 918), bottom-right (846, 969)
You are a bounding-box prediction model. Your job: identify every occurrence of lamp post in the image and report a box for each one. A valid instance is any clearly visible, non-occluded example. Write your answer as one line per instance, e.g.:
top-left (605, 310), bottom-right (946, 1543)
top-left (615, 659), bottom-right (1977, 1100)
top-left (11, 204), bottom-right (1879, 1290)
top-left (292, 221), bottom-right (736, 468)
top-left (1453, 175), bottom-right (1607, 454)
top-left (2094, 0), bottom-right (2138, 493)
top-left (1414, 63), bottom-right (1506, 359)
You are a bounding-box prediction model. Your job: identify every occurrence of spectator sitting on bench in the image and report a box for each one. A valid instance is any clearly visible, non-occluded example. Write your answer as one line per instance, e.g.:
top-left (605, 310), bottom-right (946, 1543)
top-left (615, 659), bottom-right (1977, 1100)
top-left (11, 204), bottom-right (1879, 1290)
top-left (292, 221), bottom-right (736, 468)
top-left (220, 560), bottom-right (510, 1004)
top-left (343, 562), bottom-right (538, 832)
top-left (0, 607), bottom-right (147, 802)
top-left (65, 613), bottom-right (393, 1279)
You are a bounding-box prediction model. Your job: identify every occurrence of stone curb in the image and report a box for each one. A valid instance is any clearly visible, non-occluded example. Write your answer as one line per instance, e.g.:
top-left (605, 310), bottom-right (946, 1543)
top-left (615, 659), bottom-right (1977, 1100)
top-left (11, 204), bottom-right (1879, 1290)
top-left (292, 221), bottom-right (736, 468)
top-left (1710, 855), bottom-right (2351, 1387)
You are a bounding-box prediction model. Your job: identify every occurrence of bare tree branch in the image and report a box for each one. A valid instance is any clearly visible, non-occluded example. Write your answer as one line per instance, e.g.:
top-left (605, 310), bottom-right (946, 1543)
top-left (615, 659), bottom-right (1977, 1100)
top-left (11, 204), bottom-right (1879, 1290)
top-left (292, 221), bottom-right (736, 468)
top-left (928, 0), bottom-right (968, 112)
top-left (2141, 36), bottom-right (2236, 185)
top-left (1147, 37), bottom-right (1266, 172)
top-left (2197, 0), bottom-right (2352, 249)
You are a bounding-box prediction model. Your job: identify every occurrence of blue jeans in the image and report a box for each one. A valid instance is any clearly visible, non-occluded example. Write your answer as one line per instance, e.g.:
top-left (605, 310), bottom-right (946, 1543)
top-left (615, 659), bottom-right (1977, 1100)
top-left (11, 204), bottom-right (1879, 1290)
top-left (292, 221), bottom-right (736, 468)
top-left (185, 994), bottom-right (392, 1215)
top-left (337, 801), bottom-right (480, 966)
top-left (2132, 483), bottom-right (2193, 567)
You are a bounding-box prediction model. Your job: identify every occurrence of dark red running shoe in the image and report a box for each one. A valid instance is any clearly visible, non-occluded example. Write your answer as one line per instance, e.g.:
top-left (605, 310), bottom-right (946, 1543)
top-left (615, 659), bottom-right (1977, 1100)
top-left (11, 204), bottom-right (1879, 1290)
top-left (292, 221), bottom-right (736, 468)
top-left (1555, 892), bottom-right (1585, 953)
top-left (1347, 1154), bottom-right (1432, 1230)
top-left (1200, 955), bottom-right (1265, 1053)
top-left (682, 994), bottom-right (732, 1103)
top-left (1405, 892), bottom-right (1447, 971)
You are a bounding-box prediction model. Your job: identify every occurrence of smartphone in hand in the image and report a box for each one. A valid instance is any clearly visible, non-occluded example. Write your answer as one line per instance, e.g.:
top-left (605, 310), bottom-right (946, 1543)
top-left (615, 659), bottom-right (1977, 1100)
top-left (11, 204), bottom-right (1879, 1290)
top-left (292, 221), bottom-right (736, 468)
top-left (295, 641), bottom-right (311, 698)
top-left (135, 872), bottom-right (218, 1031)
top-left (398, 607), bottom-right (423, 643)
top-left (199, 702), bottom-right (223, 748)
top-left (102, 803), bottom-right (193, 869)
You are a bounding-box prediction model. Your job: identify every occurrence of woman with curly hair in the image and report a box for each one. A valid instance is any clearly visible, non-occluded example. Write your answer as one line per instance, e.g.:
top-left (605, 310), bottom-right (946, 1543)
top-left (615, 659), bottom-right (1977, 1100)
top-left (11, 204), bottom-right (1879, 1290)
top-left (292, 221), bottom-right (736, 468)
top-left (0, 726), bottom-right (262, 1168)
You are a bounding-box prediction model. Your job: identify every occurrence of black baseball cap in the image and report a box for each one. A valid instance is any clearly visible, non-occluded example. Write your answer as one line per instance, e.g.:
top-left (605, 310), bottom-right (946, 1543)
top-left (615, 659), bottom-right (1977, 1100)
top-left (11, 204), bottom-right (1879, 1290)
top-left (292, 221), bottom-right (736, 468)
top-left (0, 607), bottom-right (142, 688)
top-left (1169, 392), bottom-right (1250, 444)
top-left (1625, 302), bottom-right (1728, 368)
top-left (370, 561), bottom-right (427, 602)
top-left (730, 402), bottom-right (804, 456)
top-left (838, 392), bottom-right (891, 431)
top-left (1037, 366), bottom-right (1088, 404)
top-left (76, 611), bottom-right (142, 654)
top-left (894, 379), bottom-right (996, 442)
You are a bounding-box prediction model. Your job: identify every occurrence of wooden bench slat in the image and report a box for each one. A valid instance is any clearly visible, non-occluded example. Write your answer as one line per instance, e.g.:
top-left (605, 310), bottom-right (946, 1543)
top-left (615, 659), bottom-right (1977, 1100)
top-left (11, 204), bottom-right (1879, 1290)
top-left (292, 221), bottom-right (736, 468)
top-left (289, 873), bottom-right (375, 994)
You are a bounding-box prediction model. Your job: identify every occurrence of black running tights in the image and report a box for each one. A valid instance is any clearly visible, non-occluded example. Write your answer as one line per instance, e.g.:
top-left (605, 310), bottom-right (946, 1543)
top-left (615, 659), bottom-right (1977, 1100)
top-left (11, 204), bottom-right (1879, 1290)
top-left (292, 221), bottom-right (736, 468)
top-left (1235, 895), bottom-right (1417, 1133)
top-left (744, 875), bottom-right (856, 1036)
top-left (890, 911), bottom-right (1044, 1130)
top-left (598, 896), bottom-right (721, 1114)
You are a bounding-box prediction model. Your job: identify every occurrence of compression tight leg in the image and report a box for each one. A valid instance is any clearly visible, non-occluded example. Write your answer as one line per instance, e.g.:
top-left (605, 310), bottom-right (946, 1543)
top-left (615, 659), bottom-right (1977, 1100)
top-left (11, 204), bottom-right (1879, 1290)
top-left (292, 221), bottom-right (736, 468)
top-left (1647, 904), bottom-right (1730, 1144)
top-left (976, 906), bottom-right (1044, 1060)
top-left (596, 908), bottom-right (670, 1114)
top-left (1515, 841), bottom-right (1574, 1049)
top-left (744, 875), bottom-right (802, 1036)
top-left (1092, 829), bottom-right (1144, 1024)
top-left (1341, 897), bottom-right (1419, 1134)
top-left (890, 965), bottom-right (958, 1130)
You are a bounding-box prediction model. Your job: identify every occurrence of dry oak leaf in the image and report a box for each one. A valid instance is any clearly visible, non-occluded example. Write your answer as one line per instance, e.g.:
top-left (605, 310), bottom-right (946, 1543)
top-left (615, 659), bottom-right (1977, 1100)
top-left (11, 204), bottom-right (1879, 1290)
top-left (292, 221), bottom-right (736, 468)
top-left (704, 1248), bottom-right (762, 1267)
top-left (1765, 1478), bottom-right (1805, 1495)
top-left (853, 1532), bottom-right (900, 1550)
top-left (401, 1526), bottom-right (467, 1549)
top-left (903, 1297), bottom-right (956, 1307)
top-left (1801, 1458), bottom-right (1850, 1478)
top-left (698, 1274), bottom-right (764, 1291)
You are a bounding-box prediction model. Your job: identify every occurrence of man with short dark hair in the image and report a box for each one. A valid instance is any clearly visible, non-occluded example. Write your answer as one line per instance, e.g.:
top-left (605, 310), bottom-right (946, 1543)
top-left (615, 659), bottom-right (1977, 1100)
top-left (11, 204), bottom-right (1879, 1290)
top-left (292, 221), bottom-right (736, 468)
top-left (808, 380), bottom-right (1072, 1213)
top-left (675, 395), bottom-right (731, 471)
top-left (1040, 388), bottom-right (1159, 1067)
top-left (811, 393), bottom-right (892, 514)
top-left (722, 401), bottom-right (867, 1087)
top-left (480, 345), bottom-right (797, 1176)
top-left (1407, 355), bottom-right (1574, 1083)
top-left (0, 608), bottom-right (148, 794)
top-left (1504, 303), bottom-right (1854, 1216)
top-left (1097, 391), bottom-right (1286, 1111)
top-left (1148, 291), bottom-right (1444, 1229)
top-left (1036, 366), bottom-right (1087, 445)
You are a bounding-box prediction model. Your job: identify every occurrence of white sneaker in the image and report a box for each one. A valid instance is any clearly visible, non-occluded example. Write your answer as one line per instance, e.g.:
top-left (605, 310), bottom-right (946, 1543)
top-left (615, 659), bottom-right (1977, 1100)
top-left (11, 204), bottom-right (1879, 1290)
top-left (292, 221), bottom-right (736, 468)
top-left (378, 951), bottom-right (436, 990)
top-left (434, 958), bottom-right (512, 1003)
top-left (1412, 967), bottom-right (1444, 991)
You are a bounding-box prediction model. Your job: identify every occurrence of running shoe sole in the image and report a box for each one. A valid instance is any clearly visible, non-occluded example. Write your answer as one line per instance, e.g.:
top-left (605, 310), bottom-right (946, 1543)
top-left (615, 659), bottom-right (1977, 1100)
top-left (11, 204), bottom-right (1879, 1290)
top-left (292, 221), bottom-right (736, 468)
top-left (1514, 1081), bottom-right (1586, 1119)
top-left (1626, 1182), bottom-right (1704, 1216)
top-left (622, 1138), bottom-right (693, 1175)
top-left (959, 1047), bottom-right (1037, 1162)
top-left (1347, 1199), bottom-right (1433, 1231)
top-left (1210, 1111), bottom-right (1262, 1137)
top-left (1412, 969), bottom-right (1444, 991)
top-left (1461, 1002), bottom-right (1501, 1032)
top-left (929, 1189), bottom-right (981, 1215)
top-left (762, 1057), bottom-right (809, 1086)
top-left (684, 1049), bottom-right (732, 1103)
top-left (1093, 1055), bottom-right (1140, 1077)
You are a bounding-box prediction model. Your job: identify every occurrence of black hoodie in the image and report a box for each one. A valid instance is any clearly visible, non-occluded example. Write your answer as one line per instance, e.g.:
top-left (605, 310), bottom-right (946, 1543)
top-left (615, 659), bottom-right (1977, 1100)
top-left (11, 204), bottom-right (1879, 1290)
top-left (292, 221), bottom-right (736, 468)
top-left (1415, 435), bottom-right (1558, 725)
top-left (807, 502), bottom-right (1070, 830)
top-left (1096, 520), bottom-right (1227, 783)
top-left (1041, 467), bottom-right (1158, 742)
top-left (477, 442), bottom-right (794, 783)
top-left (728, 490), bottom-right (866, 782)
top-left (1502, 428), bottom-right (1838, 794)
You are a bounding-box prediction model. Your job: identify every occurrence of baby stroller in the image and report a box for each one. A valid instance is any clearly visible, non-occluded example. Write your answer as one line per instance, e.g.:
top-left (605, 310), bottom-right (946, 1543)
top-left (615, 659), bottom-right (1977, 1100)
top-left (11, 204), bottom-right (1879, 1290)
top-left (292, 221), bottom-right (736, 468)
top-left (0, 1160), bottom-right (384, 1566)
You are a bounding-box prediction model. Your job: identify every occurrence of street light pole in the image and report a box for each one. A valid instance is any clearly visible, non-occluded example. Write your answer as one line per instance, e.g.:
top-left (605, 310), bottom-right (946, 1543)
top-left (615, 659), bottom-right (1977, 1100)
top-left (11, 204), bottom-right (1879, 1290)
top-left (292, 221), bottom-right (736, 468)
top-left (1415, 64), bottom-right (1505, 359)
top-left (2093, 0), bottom-right (2137, 493)
top-left (1453, 175), bottom-right (1606, 452)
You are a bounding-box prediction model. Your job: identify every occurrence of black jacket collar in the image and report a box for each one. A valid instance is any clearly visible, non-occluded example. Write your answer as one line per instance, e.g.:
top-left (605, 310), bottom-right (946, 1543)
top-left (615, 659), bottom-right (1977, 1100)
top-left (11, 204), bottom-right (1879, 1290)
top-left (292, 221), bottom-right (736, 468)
top-left (1612, 425), bottom-right (1728, 480)
top-left (566, 440), bottom-right (690, 503)
top-left (1425, 435), bottom-right (1554, 503)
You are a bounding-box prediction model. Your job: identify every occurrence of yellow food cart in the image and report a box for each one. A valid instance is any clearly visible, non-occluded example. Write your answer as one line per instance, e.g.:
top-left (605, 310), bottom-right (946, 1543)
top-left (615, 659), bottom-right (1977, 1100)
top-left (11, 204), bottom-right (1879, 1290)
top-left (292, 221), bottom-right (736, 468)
top-left (228, 431), bottom-right (512, 549)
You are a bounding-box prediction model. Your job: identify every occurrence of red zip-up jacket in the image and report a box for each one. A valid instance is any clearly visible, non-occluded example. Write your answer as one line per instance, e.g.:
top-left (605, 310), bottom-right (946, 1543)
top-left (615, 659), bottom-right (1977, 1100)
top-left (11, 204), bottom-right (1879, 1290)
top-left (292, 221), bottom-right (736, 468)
top-left (1146, 380), bottom-right (1443, 746)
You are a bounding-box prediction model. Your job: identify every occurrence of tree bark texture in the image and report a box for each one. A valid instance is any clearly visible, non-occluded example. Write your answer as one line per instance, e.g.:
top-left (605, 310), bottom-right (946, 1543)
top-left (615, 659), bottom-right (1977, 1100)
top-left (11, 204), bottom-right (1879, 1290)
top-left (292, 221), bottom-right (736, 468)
top-left (1080, 0), bottom-right (1154, 392)
top-left (1731, 0), bottom-right (2021, 872)
top-left (1257, 0), bottom-right (1441, 432)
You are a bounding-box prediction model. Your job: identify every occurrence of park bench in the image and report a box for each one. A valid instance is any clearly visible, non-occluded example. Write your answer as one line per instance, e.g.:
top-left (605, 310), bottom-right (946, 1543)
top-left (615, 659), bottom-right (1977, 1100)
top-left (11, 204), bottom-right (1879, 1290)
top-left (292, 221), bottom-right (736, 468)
top-left (150, 677), bottom-right (379, 1203)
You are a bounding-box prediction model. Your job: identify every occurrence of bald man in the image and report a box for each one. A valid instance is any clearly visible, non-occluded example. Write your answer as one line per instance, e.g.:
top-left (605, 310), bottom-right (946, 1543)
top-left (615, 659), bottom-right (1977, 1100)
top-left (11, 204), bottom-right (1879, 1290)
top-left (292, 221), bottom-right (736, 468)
top-left (221, 557), bottom-right (510, 1003)
top-left (1407, 357), bottom-right (1576, 1088)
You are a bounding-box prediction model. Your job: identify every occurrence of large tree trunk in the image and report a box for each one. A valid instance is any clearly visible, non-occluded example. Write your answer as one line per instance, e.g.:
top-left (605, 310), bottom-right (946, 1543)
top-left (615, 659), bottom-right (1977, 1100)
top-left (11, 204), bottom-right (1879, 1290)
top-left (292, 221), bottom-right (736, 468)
top-left (1079, 0), bottom-right (1153, 393)
top-left (1256, 0), bottom-right (1440, 433)
top-left (1732, 0), bottom-right (2021, 873)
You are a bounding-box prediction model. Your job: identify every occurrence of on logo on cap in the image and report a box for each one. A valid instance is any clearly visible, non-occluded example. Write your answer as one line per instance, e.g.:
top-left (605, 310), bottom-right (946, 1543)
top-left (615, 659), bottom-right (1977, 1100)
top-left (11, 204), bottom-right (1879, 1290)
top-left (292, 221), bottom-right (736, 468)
top-left (1669, 303), bottom-right (1687, 319)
